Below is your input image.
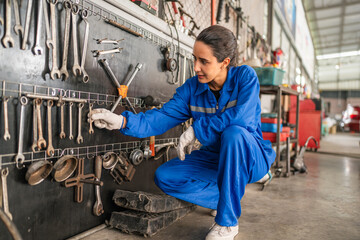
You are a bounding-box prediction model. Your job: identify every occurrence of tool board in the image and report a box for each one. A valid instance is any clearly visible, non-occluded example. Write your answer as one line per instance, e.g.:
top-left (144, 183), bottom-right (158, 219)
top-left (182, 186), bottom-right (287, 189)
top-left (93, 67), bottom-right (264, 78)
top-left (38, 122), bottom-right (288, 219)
top-left (0, 0), bottom-right (194, 239)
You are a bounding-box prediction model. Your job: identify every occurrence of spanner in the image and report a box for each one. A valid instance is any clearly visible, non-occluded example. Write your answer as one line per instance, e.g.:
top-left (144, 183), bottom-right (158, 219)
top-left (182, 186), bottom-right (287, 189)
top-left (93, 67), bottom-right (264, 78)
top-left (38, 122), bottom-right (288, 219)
top-left (1, 168), bottom-right (12, 220)
top-left (2, 0), bottom-right (15, 48)
top-left (31, 99), bottom-right (38, 152)
top-left (15, 96), bottom-right (28, 169)
top-left (88, 103), bottom-right (94, 134)
top-left (92, 48), bottom-right (123, 57)
top-left (69, 102), bottom-right (74, 140)
top-left (21, 0), bottom-right (33, 50)
top-left (59, 101), bottom-right (66, 139)
top-left (12, 0), bottom-right (23, 37)
top-left (59, 1), bottom-right (72, 80)
top-left (71, 5), bottom-right (82, 76)
top-left (36, 99), bottom-right (47, 149)
top-left (77, 103), bottom-right (84, 144)
top-left (3, 97), bottom-right (10, 141)
top-left (96, 38), bottom-right (124, 45)
top-left (93, 156), bottom-right (104, 216)
top-left (80, 10), bottom-right (89, 83)
top-left (32, 0), bottom-right (43, 55)
top-left (46, 100), bottom-right (54, 157)
top-left (46, 0), bottom-right (61, 79)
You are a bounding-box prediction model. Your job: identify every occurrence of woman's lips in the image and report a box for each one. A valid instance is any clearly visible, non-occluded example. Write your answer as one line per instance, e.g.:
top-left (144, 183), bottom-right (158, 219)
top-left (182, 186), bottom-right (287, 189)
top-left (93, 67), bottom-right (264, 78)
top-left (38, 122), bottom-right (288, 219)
top-left (198, 75), bottom-right (205, 79)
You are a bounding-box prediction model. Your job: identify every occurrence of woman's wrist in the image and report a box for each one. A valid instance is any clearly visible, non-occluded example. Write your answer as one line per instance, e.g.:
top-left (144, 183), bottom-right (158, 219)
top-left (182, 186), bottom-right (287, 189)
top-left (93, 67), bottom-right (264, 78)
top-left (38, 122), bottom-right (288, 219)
top-left (122, 117), bottom-right (127, 129)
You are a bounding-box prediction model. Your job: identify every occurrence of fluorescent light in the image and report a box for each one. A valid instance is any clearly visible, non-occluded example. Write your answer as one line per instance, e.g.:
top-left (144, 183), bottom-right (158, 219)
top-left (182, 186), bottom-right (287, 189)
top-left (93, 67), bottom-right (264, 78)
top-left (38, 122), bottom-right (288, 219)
top-left (317, 50), bottom-right (360, 60)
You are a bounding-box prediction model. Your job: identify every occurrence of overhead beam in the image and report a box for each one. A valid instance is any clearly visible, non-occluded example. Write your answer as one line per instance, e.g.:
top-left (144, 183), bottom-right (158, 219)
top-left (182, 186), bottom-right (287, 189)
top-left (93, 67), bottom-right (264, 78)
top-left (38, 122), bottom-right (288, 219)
top-left (315, 30), bottom-right (360, 38)
top-left (310, 21), bottom-right (359, 32)
top-left (316, 42), bottom-right (360, 50)
top-left (309, 11), bottom-right (360, 22)
top-left (306, 1), bottom-right (360, 12)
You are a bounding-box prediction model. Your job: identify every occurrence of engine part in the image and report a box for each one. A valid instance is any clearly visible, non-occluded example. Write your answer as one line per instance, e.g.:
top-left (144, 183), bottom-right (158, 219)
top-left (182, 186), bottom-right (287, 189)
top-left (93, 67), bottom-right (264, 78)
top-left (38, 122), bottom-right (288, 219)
top-left (25, 160), bottom-right (53, 185)
top-left (129, 149), bottom-right (144, 166)
top-left (52, 155), bottom-right (78, 182)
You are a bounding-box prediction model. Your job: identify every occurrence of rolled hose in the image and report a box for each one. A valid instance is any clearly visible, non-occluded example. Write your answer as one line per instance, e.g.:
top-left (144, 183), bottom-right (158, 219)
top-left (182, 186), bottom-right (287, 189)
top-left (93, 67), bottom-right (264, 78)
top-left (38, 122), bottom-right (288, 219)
top-left (0, 208), bottom-right (22, 240)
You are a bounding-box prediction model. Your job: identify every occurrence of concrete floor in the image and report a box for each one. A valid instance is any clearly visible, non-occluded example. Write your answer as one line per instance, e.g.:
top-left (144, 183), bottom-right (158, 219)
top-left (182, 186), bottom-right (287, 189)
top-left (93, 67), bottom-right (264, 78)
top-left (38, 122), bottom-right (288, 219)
top-left (80, 133), bottom-right (360, 240)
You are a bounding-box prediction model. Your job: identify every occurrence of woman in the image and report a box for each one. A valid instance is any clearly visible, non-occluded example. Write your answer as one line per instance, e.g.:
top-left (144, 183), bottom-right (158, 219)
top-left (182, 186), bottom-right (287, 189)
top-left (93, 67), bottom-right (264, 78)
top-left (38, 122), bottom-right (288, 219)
top-left (90, 25), bottom-right (275, 240)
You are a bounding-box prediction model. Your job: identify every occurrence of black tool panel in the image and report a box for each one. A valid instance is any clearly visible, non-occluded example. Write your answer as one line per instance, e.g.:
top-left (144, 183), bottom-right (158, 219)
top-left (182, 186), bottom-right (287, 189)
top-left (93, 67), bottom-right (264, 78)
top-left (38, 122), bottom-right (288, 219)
top-left (0, 1), bottom-right (191, 239)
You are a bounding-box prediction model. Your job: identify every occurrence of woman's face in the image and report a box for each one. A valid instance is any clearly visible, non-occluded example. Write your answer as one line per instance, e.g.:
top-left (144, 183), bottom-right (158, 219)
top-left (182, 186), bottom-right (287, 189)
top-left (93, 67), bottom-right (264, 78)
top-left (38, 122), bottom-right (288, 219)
top-left (192, 41), bottom-right (227, 84)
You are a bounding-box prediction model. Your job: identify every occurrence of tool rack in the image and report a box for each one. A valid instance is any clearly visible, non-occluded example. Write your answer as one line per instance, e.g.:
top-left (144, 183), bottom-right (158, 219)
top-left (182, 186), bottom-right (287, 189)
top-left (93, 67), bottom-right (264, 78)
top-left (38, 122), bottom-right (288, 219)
top-left (260, 85), bottom-right (300, 177)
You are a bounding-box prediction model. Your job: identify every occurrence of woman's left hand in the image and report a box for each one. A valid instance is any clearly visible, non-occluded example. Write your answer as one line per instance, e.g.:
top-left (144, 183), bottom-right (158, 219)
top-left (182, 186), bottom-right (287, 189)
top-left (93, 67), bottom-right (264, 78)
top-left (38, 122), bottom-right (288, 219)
top-left (177, 126), bottom-right (197, 160)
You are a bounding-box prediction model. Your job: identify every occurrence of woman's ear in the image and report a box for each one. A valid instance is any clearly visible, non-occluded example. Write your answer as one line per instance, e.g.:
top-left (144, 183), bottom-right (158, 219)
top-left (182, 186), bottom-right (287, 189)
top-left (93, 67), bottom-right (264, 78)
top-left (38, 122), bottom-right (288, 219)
top-left (222, 57), bottom-right (231, 69)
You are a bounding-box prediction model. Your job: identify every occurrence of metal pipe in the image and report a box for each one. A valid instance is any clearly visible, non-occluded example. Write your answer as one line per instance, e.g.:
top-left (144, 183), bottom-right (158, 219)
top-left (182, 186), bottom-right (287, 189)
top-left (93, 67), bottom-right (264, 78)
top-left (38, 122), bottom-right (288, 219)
top-left (99, 59), bottom-right (121, 88)
top-left (25, 94), bottom-right (87, 103)
top-left (125, 63), bottom-right (142, 87)
top-left (0, 208), bottom-right (23, 240)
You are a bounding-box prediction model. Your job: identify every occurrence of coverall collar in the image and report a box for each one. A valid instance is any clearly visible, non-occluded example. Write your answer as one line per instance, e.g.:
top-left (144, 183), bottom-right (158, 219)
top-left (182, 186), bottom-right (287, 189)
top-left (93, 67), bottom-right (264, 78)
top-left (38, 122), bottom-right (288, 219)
top-left (194, 66), bottom-right (234, 96)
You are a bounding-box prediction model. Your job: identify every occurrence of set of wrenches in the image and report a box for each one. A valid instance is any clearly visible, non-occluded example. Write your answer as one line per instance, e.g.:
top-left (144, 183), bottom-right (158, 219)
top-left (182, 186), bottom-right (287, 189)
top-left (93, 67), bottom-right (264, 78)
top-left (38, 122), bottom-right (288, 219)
top-left (0, 0), bottom-right (90, 83)
top-left (9, 96), bottom-right (94, 169)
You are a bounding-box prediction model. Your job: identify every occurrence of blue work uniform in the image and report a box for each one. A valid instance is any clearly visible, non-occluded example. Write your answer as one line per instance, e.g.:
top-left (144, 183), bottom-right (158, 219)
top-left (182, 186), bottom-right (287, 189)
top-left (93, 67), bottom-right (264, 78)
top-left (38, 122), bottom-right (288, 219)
top-left (120, 65), bottom-right (275, 227)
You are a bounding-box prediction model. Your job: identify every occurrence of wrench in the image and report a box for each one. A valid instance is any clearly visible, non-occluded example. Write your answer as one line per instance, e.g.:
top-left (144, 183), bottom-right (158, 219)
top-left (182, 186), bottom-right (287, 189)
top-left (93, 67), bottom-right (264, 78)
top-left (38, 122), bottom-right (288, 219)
top-left (15, 96), bottom-right (28, 169)
top-left (77, 103), bottom-right (84, 144)
top-left (21, 0), bottom-right (34, 50)
top-left (46, 100), bottom-right (54, 157)
top-left (32, 0), bottom-right (43, 55)
top-left (31, 99), bottom-right (38, 152)
top-left (46, 0), bottom-right (61, 79)
top-left (59, 1), bottom-right (72, 80)
top-left (1, 168), bottom-right (12, 220)
top-left (2, 0), bottom-right (15, 48)
top-left (12, 0), bottom-right (23, 36)
top-left (43, 0), bottom-right (51, 41)
top-left (71, 5), bottom-right (82, 76)
top-left (36, 98), bottom-right (47, 150)
top-left (59, 101), bottom-right (66, 139)
top-left (80, 10), bottom-right (89, 83)
top-left (3, 97), bottom-right (10, 141)
top-left (69, 102), bottom-right (74, 140)
top-left (93, 156), bottom-right (104, 216)
top-left (88, 103), bottom-right (94, 134)
top-left (92, 48), bottom-right (123, 57)
top-left (96, 38), bottom-right (124, 45)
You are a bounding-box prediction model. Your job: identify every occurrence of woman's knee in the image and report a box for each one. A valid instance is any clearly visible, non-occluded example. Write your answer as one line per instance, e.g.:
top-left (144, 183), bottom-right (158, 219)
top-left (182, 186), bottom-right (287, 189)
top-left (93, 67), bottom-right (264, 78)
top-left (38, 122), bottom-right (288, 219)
top-left (221, 125), bottom-right (249, 144)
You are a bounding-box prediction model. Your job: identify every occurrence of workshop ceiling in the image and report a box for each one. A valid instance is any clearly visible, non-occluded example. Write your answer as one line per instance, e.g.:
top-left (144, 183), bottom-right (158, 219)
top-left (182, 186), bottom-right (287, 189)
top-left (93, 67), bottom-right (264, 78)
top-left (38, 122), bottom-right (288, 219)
top-left (302, 0), bottom-right (360, 91)
top-left (303, 0), bottom-right (360, 56)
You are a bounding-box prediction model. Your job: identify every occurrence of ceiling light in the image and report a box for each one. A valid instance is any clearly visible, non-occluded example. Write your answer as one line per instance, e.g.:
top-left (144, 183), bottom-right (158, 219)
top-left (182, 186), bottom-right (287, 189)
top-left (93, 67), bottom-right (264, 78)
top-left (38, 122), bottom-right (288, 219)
top-left (335, 65), bottom-right (340, 70)
top-left (317, 50), bottom-right (360, 60)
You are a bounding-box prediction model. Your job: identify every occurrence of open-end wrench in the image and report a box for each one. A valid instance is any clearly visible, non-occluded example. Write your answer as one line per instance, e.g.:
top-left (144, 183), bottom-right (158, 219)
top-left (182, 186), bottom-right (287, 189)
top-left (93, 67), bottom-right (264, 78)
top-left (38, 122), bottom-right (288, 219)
top-left (15, 96), bottom-right (28, 169)
top-left (46, 0), bottom-right (61, 79)
top-left (92, 48), bottom-right (123, 57)
top-left (12, 0), bottom-right (23, 37)
top-left (31, 99), bottom-right (38, 152)
top-left (32, 0), bottom-right (43, 55)
top-left (59, 101), bottom-right (66, 139)
top-left (21, 0), bottom-right (33, 50)
top-left (46, 100), bottom-right (54, 157)
top-left (2, 0), bottom-right (15, 48)
top-left (80, 10), bottom-right (89, 83)
top-left (59, 1), bottom-right (72, 80)
top-left (71, 5), bottom-right (82, 76)
top-left (88, 103), bottom-right (94, 134)
top-left (1, 168), bottom-right (12, 220)
top-left (96, 38), bottom-right (124, 45)
top-left (77, 103), bottom-right (84, 144)
top-left (69, 102), bottom-right (74, 140)
top-left (93, 156), bottom-right (104, 216)
top-left (36, 98), bottom-right (47, 150)
top-left (3, 97), bottom-right (10, 141)
top-left (43, 0), bottom-right (51, 42)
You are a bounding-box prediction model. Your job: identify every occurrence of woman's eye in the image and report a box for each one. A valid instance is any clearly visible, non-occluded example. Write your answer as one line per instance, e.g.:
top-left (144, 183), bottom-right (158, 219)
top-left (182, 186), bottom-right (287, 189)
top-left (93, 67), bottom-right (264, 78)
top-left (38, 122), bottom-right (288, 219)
top-left (201, 60), bottom-right (207, 64)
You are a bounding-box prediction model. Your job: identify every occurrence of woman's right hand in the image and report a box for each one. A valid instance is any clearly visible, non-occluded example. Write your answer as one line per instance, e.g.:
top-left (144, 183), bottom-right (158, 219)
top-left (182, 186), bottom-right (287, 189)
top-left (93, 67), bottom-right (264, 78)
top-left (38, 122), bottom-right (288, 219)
top-left (90, 108), bottom-right (125, 130)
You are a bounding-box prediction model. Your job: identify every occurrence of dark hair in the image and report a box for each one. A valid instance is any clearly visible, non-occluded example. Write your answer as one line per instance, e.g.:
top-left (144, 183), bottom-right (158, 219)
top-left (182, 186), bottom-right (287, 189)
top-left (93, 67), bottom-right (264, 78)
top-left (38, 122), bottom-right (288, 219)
top-left (196, 25), bottom-right (237, 68)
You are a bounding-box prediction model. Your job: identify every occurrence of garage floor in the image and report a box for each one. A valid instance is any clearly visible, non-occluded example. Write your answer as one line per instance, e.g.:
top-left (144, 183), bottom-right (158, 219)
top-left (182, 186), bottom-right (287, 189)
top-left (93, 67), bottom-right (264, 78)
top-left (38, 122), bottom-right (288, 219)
top-left (78, 133), bottom-right (360, 240)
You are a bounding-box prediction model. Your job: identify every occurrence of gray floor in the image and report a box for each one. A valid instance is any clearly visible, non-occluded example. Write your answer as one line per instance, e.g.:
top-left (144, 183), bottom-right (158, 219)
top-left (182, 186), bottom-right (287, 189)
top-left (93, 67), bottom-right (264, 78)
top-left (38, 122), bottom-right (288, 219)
top-left (81, 133), bottom-right (360, 240)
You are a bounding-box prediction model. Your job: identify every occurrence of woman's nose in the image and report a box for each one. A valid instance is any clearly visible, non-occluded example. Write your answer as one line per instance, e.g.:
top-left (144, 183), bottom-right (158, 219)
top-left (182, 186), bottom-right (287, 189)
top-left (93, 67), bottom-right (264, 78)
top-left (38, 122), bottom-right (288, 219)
top-left (194, 60), bottom-right (201, 72)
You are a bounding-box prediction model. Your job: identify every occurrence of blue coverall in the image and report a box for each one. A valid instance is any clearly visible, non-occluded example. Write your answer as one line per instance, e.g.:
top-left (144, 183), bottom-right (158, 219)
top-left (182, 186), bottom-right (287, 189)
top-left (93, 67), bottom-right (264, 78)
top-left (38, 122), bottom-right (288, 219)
top-left (120, 65), bottom-right (276, 227)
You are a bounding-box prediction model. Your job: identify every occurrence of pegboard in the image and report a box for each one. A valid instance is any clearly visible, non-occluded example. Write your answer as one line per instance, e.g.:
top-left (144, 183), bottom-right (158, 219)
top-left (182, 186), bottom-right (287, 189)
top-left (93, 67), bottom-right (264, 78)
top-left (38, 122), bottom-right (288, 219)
top-left (0, 0), bottom-right (193, 239)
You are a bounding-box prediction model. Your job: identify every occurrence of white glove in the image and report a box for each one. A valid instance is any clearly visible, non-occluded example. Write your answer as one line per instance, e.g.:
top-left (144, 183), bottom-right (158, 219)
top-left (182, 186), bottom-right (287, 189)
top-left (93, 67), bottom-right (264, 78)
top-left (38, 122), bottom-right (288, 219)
top-left (176, 126), bottom-right (197, 161)
top-left (90, 108), bottom-right (124, 130)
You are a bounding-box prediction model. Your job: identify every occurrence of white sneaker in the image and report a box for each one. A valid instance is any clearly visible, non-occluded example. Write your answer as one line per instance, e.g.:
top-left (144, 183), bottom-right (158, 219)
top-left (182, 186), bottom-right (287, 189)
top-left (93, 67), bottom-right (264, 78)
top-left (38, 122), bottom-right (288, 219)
top-left (205, 223), bottom-right (238, 240)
